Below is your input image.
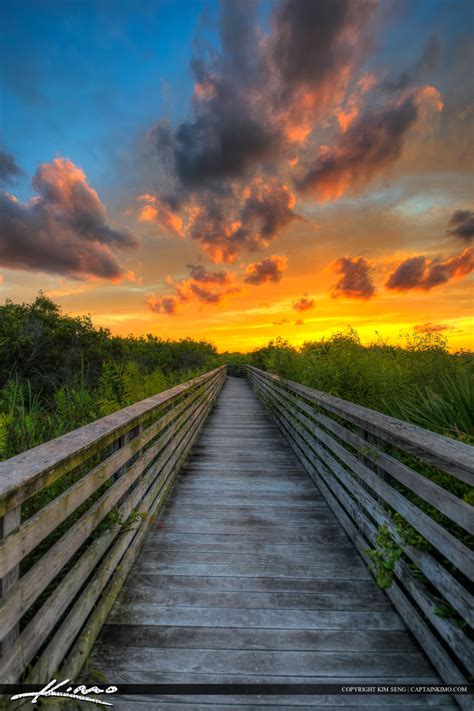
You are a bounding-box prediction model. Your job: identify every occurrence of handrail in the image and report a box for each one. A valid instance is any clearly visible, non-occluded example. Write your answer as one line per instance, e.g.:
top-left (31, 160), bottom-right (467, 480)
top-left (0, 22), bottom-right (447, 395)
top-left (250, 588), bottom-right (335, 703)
top-left (247, 365), bottom-right (473, 710)
top-left (0, 366), bottom-right (226, 683)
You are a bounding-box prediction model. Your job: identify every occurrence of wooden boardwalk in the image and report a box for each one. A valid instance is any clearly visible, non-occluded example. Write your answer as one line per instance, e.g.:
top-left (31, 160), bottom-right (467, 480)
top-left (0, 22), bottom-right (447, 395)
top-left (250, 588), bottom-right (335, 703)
top-left (87, 376), bottom-right (455, 709)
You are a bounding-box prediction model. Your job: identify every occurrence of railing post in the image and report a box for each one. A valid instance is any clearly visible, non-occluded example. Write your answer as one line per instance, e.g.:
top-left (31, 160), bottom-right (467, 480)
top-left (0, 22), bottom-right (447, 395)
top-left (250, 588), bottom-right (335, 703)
top-left (0, 504), bottom-right (21, 656)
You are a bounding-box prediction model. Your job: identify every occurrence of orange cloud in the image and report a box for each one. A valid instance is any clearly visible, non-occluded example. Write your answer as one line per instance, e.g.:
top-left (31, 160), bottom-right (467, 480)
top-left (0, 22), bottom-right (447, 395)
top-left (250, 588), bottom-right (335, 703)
top-left (335, 72), bottom-right (376, 132)
top-left (292, 293), bottom-right (315, 311)
top-left (137, 194), bottom-right (183, 234)
top-left (159, 178), bottom-right (298, 264)
top-left (296, 89), bottom-right (433, 201)
top-left (413, 323), bottom-right (451, 334)
top-left (146, 293), bottom-right (179, 315)
top-left (147, 264), bottom-right (239, 316)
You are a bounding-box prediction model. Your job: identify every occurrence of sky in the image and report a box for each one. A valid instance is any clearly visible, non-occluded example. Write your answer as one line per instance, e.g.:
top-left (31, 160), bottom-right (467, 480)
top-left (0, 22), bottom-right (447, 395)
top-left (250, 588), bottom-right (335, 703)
top-left (0, 0), bottom-right (473, 352)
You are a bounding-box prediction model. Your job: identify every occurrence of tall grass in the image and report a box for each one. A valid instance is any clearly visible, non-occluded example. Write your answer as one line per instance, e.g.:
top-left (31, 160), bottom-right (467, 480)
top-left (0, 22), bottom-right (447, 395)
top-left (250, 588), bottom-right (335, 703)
top-left (249, 328), bottom-right (473, 442)
top-left (0, 293), bottom-right (221, 461)
top-left (0, 361), bottom-right (205, 461)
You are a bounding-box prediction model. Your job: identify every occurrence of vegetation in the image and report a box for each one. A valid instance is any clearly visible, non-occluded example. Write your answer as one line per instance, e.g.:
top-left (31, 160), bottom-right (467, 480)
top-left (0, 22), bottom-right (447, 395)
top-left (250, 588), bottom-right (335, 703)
top-left (0, 295), bottom-right (472, 462)
top-left (0, 293), bottom-right (220, 460)
top-left (247, 329), bottom-right (473, 607)
top-left (248, 328), bottom-right (473, 442)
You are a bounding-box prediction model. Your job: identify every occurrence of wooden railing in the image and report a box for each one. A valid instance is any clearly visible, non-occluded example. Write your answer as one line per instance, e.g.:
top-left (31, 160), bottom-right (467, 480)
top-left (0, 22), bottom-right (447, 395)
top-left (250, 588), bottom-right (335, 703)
top-left (248, 366), bottom-right (473, 708)
top-left (0, 366), bottom-right (225, 683)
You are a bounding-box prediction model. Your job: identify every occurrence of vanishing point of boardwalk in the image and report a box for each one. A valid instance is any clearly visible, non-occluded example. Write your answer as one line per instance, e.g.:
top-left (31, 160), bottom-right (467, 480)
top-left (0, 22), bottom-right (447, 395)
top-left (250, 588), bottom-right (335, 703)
top-left (87, 377), bottom-right (456, 709)
top-left (3, 367), bottom-right (471, 709)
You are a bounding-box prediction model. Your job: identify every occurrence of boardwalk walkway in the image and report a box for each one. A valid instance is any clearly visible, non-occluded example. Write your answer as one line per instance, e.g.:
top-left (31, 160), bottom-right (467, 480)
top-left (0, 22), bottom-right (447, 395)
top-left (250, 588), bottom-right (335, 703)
top-left (87, 376), bottom-right (454, 709)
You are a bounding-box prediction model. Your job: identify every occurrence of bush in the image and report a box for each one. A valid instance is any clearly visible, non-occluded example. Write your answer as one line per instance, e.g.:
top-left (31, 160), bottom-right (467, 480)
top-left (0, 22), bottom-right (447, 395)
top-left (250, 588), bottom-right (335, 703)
top-left (249, 327), bottom-right (473, 441)
top-left (0, 294), bottom-right (220, 459)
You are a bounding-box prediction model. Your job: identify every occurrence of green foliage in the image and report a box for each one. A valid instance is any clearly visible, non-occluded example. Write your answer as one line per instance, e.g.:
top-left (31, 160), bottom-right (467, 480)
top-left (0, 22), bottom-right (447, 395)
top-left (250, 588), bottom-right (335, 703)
top-left (366, 525), bottom-right (403, 589)
top-left (0, 293), bottom-right (219, 460)
top-left (249, 327), bottom-right (473, 441)
top-left (388, 371), bottom-right (473, 438)
top-left (1, 296), bottom-right (472, 461)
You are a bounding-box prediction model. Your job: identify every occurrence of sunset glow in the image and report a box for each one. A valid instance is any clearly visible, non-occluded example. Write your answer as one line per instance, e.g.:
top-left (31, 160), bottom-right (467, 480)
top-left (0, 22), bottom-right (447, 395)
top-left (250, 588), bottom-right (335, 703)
top-left (0, 0), bottom-right (472, 352)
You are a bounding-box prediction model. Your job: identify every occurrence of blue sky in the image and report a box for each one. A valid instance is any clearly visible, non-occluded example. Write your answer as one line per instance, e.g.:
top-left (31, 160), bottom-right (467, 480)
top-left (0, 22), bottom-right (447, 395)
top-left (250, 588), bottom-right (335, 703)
top-left (0, 0), bottom-right (472, 351)
top-left (1, 0), bottom-right (471, 199)
top-left (1, 0), bottom-right (211, 197)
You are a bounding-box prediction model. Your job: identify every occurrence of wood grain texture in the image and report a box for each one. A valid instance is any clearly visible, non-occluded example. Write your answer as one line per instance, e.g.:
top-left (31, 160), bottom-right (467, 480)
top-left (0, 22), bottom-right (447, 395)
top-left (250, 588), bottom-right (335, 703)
top-left (248, 369), bottom-right (471, 711)
top-left (0, 368), bottom-right (225, 683)
top-left (248, 367), bottom-right (474, 483)
top-left (88, 376), bottom-right (451, 708)
top-left (0, 367), bottom-right (225, 516)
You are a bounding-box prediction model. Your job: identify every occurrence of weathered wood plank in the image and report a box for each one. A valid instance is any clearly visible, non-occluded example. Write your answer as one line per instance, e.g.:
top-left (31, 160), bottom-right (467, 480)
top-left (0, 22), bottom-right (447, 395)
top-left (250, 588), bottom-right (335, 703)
top-left (84, 376), bottom-right (451, 709)
top-left (138, 548), bottom-right (365, 567)
top-left (116, 588), bottom-right (392, 612)
top-left (249, 367), bottom-right (474, 483)
top-left (132, 561), bottom-right (371, 579)
top-left (99, 623), bottom-right (418, 651)
top-left (254, 370), bottom-right (473, 532)
top-left (91, 645), bottom-right (435, 676)
top-left (0, 367), bottom-right (225, 516)
top-left (113, 574), bottom-right (374, 594)
top-left (23, 377), bottom-right (222, 684)
top-left (0, 374), bottom-right (220, 578)
top-left (0, 505), bottom-right (20, 656)
top-left (254, 372), bottom-right (473, 579)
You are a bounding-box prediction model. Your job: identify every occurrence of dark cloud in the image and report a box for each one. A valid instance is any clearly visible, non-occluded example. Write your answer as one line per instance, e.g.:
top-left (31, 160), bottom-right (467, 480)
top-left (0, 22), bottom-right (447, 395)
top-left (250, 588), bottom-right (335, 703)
top-left (188, 283), bottom-right (222, 303)
top-left (156, 1), bottom-right (277, 190)
top-left (187, 263), bottom-right (231, 284)
top-left (0, 158), bottom-right (137, 279)
top-left (296, 94), bottom-right (419, 198)
top-left (146, 294), bottom-right (179, 315)
top-left (448, 210), bottom-right (474, 243)
top-left (0, 147), bottom-right (23, 185)
top-left (244, 255), bottom-right (288, 285)
top-left (173, 109), bottom-right (277, 190)
top-left (271, 0), bottom-right (375, 97)
top-left (332, 256), bottom-right (375, 299)
top-left (292, 293), bottom-right (315, 311)
top-left (144, 0), bottom-right (378, 263)
top-left (146, 263), bottom-right (237, 315)
top-left (240, 180), bottom-right (296, 239)
top-left (184, 180), bottom-right (297, 263)
top-left (385, 255), bottom-right (425, 291)
top-left (385, 248), bottom-right (473, 291)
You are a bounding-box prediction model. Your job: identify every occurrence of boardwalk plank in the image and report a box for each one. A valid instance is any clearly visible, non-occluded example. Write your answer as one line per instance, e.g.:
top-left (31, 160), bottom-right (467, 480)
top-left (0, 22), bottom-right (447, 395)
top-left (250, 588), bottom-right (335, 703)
top-left (88, 376), bottom-right (450, 708)
top-left (92, 646), bottom-right (435, 676)
top-left (99, 624), bottom-right (418, 651)
top-left (114, 588), bottom-right (392, 611)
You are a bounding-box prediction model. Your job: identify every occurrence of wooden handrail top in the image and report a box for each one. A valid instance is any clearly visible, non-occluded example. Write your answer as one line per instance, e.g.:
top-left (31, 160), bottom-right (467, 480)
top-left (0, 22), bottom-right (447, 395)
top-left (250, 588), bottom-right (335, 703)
top-left (0, 366), bottom-right (225, 515)
top-left (247, 366), bottom-right (474, 484)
